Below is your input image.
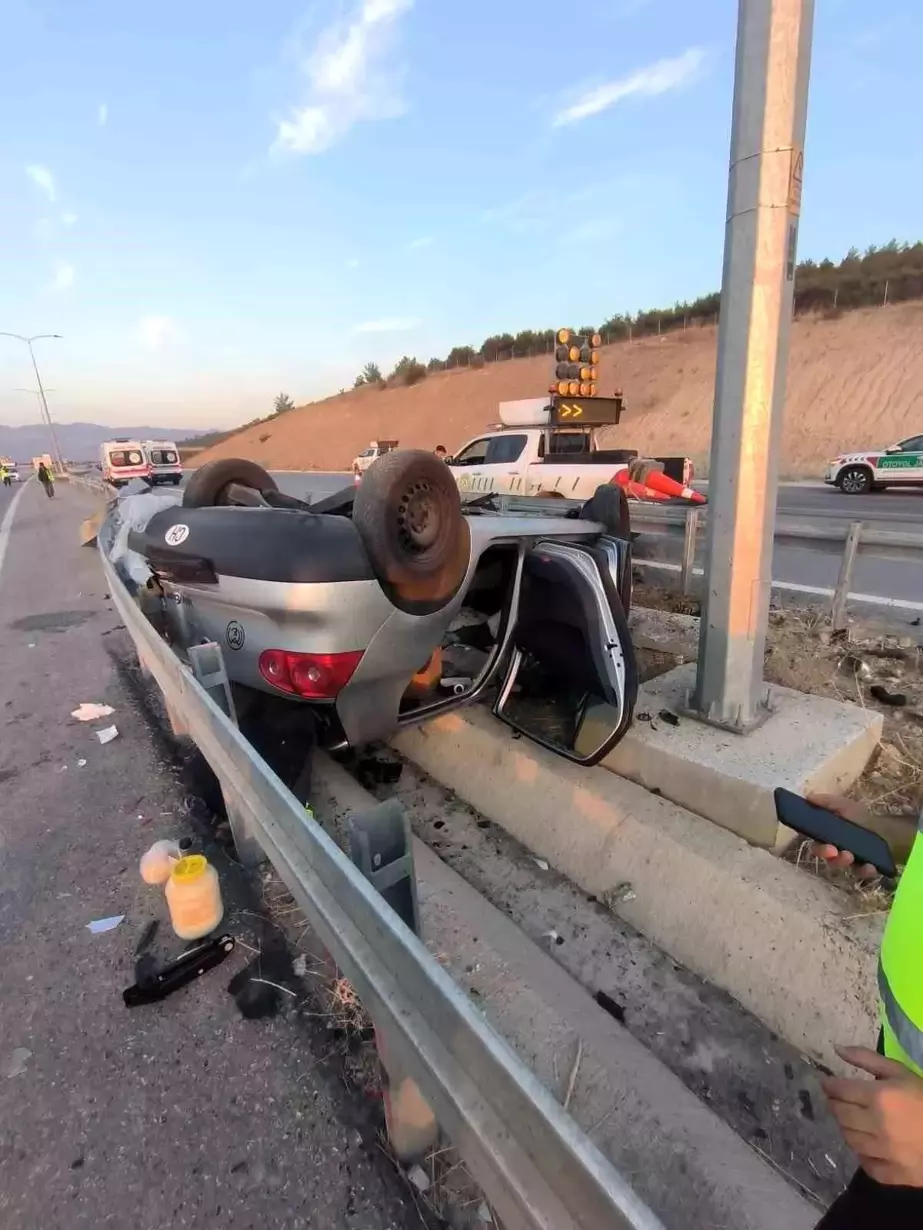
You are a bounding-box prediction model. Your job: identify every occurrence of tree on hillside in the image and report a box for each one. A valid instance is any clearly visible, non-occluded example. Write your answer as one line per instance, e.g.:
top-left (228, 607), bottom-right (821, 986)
top-left (354, 373), bottom-right (366, 388)
top-left (389, 356), bottom-right (427, 386)
top-left (274, 392), bottom-right (295, 415)
top-left (362, 361), bottom-right (382, 384)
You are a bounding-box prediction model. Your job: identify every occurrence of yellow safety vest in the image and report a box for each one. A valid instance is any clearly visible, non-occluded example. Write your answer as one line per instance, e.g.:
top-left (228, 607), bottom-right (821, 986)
top-left (879, 813), bottom-right (923, 1076)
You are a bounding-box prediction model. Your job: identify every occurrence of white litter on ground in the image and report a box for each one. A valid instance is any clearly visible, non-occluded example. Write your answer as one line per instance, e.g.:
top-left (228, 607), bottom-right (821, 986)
top-left (6, 1048), bottom-right (32, 1079)
top-left (407, 1165), bottom-right (430, 1193)
top-left (71, 703), bottom-right (114, 722)
top-left (87, 915), bottom-right (124, 934)
top-left (96, 725), bottom-right (119, 744)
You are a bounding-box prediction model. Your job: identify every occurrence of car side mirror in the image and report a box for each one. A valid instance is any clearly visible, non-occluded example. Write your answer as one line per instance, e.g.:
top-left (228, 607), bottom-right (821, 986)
top-left (885, 444), bottom-right (901, 454)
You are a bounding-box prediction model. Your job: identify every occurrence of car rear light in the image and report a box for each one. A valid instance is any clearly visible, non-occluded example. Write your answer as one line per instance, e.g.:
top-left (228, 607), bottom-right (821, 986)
top-left (258, 649), bottom-right (364, 699)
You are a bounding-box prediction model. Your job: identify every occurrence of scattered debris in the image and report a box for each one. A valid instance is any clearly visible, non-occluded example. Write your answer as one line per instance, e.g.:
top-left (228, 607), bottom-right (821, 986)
top-left (70, 702), bottom-right (114, 722)
top-left (228, 951), bottom-right (288, 1020)
top-left (292, 954), bottom-right (308, 977)
top-left (594, 989), bottom-right (627, 1024)
top-left (542, 929), bottom-right (565, 947)
top-left (124, 934), bottom-right (236, 1007)
top-left (658, 709), bottom-right (680, 727)
top-left (139, 839), bottom-right (182, 885)
top-left (602, 881), bottom-right (636, 910)
top-left (96, 725), bottom-right (119, 744)
top-left (841, 653), bottom-right (871, 679)
top-left (76, 758), bottom-right (87, 767)
top-left (563, 1038), bottom-right (583, 1111)
top-left (407, 1165), bottom-right (431, 1193)
top-left (476, 1202), bottom-right (494, 1224)
top-left (533, 858), bottom-right (550, 872)
top-left (6, 1048), bottom-right (32, 1079)
top-left (87, 915), bottom-right (124, 934)
top-left (869, 685), bottom-right (907, 708)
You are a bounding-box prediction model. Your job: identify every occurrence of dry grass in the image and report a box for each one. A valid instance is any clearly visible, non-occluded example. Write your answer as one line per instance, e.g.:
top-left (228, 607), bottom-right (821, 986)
top-left (192, 302), bottom-right (923, 477)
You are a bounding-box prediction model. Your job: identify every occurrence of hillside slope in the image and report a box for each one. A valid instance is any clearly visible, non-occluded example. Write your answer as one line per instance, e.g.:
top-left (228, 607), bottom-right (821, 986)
top-left (194, 304), bottom-right (923, 477)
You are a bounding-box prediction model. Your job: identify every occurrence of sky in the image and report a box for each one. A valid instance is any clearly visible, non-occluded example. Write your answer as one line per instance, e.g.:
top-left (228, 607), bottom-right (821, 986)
top-left (1, 0), bottom-right (921, 430)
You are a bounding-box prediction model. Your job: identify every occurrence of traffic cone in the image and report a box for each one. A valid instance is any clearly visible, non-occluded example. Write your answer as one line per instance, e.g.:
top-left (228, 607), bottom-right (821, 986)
top-left (610, 469), bottom-right (671, 502)
top-left (640, 467), bottom-right (706, 504)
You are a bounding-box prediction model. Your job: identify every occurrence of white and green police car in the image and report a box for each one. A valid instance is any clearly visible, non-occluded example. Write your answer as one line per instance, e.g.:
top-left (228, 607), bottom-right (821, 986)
top-left (825, 434), bottom-right (923, 495)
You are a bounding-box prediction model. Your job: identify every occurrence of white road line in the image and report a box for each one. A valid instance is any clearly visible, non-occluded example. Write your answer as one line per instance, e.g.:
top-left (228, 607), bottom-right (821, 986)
top-left (636, 558), bottom-right (923, 613)
top-left (0, 481), bottom-right (30, 588)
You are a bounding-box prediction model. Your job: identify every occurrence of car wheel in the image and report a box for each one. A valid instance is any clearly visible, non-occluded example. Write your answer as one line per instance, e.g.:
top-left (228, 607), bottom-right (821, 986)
top-left (838, 466), bottom-right (872, 495)
top-left (579, 484), bottom-right (631, 539)
top-left (182, 458), bottom-right (279, 507)
top-left (353, 449), bottom-right (470, 605)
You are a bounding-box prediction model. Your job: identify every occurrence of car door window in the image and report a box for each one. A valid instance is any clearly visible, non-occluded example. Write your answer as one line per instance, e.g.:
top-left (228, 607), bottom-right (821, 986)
top-left (485, 434), bottom-right (527, 465)
top-left (493, 543), bottom-right (638, 765)
top-left (452, 438), bottom-right (490, 467)
top-left (897, 435), bottom-right (923, 453)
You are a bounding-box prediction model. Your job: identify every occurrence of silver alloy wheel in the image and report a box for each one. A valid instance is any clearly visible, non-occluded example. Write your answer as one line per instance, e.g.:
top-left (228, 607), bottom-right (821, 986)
top-left (840, 467), bottom-right (870, 494)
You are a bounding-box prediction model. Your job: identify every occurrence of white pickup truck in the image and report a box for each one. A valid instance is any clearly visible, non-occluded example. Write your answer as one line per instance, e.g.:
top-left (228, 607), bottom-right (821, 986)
top-left (352, 439), bottom-right (399, 477)
top-left (448, 398), bottom-right (695, 502)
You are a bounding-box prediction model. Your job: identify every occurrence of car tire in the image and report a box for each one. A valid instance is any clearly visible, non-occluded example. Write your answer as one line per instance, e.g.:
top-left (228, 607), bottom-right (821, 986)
top-left (353, 449), bottom-right (470, 605)
top-left (182, 458), bottom-right (279, 507)
top-left (579, 484), bottom-right (631, 540)
top-left (837, 466), bottom-right (872, 495)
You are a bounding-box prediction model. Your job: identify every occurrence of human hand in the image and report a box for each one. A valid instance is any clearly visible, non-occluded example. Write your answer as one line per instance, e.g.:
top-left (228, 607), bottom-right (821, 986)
top-left (804, 793), bottom-right (878, 880)
top-left (823, 1045), bottom-right (923, 1186)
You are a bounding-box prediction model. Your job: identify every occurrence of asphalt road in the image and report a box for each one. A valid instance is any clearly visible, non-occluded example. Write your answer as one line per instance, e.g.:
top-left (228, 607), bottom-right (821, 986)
top-left (0, 479), bottom-right (420, 1230)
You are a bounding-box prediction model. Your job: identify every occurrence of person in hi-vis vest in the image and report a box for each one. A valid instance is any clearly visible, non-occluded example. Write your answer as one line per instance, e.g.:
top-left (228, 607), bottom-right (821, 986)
top-left (809, 793), bottom-right (923, 1228)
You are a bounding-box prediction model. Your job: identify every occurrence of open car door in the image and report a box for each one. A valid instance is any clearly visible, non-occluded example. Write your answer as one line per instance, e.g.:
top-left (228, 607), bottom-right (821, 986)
top-left (493, 538), bottom-right (638, 765)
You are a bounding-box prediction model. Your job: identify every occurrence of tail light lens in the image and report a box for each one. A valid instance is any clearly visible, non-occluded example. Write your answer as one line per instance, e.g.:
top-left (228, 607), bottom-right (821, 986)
top-left (259, 649), bottom-right (364, 699)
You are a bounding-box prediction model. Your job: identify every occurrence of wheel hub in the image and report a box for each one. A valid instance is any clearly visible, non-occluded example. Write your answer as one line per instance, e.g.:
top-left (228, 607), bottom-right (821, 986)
top-left (397, 481), bottom-right (439, 552)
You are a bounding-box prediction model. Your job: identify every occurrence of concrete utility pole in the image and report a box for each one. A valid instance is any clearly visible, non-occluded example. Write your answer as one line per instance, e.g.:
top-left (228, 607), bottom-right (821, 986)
top-left (693, 0), bottom-right (815, 731)
top-left (0, 332), bottom-right (66, 473)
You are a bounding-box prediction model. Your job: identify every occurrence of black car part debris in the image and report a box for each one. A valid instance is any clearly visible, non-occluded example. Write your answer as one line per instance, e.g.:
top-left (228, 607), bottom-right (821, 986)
top-left (123, 934), bottom-right (236, 1007)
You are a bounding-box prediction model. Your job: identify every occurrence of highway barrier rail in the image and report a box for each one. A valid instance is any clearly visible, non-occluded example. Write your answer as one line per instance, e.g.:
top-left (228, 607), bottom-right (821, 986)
top-left (90, 489), bottom-right (664, 1230)
top-left (491, 495), bottom-right (923, 630)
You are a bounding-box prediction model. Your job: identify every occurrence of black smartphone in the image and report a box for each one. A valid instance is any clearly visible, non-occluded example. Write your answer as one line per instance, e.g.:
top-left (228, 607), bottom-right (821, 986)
top-left (773, 788), bottom-right (896, 877)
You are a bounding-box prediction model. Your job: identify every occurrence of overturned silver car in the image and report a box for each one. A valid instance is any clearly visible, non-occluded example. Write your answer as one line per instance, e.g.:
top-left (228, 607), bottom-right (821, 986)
top-left (102, 451), bottom-right (639, 766)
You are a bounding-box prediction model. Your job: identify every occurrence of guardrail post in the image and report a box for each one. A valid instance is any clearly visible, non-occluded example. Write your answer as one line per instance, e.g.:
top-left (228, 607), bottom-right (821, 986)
top-left (223, 790), bottom-right (265, 867)
top-left (347, 799), bottom-right (436, 1160)
top-left (831, 521), bottom-right (862, 632)
top-left (680, 507), bottom-right (700, 596)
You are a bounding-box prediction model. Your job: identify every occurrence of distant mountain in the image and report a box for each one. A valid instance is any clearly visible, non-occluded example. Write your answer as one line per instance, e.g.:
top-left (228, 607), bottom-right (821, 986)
top-left (0, 422), bottom-right (213, 463)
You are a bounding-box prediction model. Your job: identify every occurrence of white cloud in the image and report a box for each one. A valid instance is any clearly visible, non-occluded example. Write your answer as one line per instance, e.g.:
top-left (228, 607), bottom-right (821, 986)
top-left (406, 235), bottom-right (434, 250)
top-left (98, 102), bottom-right (108, 127)
top-left (52, 262), bottom-right (75, 292)
top-left (346, 257), bottom-right (361, 268)
top-left (353, 316), bottom-right (420, 334)
top-left (137, 315), bottom-right (177, 351)
top-left (273, 0), bottom-right (414, 156)
top-left (26, 164), bottom-right (56, 203)
top-left (552, 48), bottom-right (706, 127)
top-left (61, 211), bottom-right (78, 227)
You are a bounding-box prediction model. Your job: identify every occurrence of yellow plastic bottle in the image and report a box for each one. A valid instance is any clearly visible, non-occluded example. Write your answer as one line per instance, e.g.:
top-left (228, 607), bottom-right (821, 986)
top-left (165, 855), bottom-right (224, 940)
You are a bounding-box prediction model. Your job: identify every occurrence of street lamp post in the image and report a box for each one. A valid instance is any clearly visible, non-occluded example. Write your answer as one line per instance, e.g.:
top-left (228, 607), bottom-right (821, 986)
top-left (0, 332), bottom-right (65, 473)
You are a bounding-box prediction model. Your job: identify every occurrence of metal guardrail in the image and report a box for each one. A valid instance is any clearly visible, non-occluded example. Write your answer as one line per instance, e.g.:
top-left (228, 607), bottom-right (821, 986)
top-left (491, 494), bottom-right (923, 631)
top-left (93, 513), bottom-right (663, 1230)
top-left (627, 503), bottom-right (923, 629)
